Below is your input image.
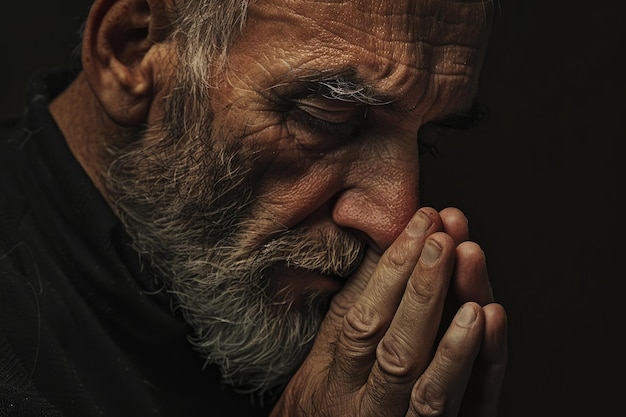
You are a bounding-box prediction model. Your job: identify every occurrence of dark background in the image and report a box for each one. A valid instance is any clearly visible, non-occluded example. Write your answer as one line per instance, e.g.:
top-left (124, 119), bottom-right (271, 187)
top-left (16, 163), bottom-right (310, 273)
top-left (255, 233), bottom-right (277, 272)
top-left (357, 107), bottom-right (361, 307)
top-left (2, 1), bottom-right (624, 416)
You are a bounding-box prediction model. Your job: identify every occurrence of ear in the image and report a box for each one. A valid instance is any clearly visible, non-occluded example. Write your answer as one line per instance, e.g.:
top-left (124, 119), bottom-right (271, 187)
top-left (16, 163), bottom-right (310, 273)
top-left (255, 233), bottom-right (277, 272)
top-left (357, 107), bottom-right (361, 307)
top-left (82, 0), bottom-right (175, 127)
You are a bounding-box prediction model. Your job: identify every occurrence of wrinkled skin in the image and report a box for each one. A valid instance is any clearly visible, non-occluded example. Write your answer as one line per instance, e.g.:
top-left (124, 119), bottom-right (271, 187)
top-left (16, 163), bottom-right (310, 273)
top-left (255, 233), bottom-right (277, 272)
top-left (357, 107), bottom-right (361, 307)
top-left (212, 0), bottom-right (494, 290)
top-left (203, 0), bottom-right (507, 415)
top-left (271, 207), bottom-right (507, 416)
top-left (53, 0), bottom-right (508, 415)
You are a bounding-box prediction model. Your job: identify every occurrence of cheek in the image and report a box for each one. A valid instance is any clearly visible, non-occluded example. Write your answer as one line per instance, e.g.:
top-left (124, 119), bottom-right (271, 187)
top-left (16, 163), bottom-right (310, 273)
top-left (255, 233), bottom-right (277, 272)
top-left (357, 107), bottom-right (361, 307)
top-left (258, 158), bottom-right (345, 219)
top-left (211, 73), bottom-right (382, 235)
top-left (211, 103), bottom-right (346, 231)
top-left (250, 149), bottom-right (349, 234)
top-left (218, 98), bottom-right (334, 181)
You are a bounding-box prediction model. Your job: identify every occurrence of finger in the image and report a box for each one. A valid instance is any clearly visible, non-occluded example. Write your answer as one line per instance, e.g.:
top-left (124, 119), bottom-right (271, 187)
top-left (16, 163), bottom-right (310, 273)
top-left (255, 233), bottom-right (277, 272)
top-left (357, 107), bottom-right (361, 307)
top-left (439, 207), bottom-right (470, 245)
top-left (458, 303), bottom-right (508, 417)
top-left (326, 209), bottom-right (440, 394)
top-left (453, 241), bottom-right (494, 305)
top-left (329, 248), bottom-right (381, 321)
top-left (327, 206), bottom-right (442, 324)
top-left (438, 240), bottom-right (492, 348)
top-left (363, 232), bottom-right (456, 416)
top-left (408, 302), bottom-right (485, 417)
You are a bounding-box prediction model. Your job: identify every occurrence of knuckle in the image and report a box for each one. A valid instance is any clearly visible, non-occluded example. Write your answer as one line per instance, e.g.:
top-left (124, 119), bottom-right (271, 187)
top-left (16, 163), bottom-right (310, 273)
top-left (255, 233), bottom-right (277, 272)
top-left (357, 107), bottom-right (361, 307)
top-left (328, 287), bottom-right (359, 318)
top-left (375, 334), bottom-right (417, 380)
top-left (384, 241), bottom-right (412, 268)
top-left (411, 379), bottom-right (446, 417)
top-left (407, 273), bottom-right (438, 302)
top-left (437, 336), bottom-right (465, 367)
top-left (341, 302), bottom-right (384, 345)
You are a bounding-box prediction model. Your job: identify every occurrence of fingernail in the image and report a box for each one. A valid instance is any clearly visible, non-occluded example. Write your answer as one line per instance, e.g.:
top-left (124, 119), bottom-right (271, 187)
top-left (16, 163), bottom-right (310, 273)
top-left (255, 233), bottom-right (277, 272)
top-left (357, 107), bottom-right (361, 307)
top-left (407, 212), bottom-right (432, 238)
top-left (420, 239), bottom-right (441, 264)
top-left (455, 304), bottom-right (477, 327)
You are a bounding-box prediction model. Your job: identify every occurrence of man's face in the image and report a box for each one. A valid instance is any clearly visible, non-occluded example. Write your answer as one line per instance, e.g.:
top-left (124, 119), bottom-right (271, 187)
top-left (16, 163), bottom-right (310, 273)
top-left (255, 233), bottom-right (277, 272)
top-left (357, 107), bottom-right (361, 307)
top-left (106, 0), bottom-right (492, 396)
top-left (210, 0), bottom-right (491, 289)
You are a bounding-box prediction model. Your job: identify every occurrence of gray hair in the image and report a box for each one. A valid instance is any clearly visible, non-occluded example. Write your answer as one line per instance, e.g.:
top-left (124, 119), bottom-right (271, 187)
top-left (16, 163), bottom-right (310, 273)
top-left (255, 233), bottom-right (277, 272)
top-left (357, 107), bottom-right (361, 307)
top-left (164, 0), bottom-right (252, 139)
top-left (75, 1), bottom-right (251, 81)
top-left (172, 1), bottom-right (251, 89)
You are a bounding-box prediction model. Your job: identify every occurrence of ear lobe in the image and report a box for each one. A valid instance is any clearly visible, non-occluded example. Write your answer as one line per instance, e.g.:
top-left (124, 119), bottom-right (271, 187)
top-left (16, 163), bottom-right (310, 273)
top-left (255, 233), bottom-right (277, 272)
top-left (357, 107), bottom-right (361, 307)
top-left (82, 0), bottom-right (174, 127)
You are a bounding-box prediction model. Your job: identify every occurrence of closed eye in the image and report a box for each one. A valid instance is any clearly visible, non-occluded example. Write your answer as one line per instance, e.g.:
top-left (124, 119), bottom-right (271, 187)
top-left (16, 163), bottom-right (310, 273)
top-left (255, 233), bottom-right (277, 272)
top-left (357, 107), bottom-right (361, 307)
top-left (294, 96), bottom-right (363, 124)
top-left (288, 96), bottom-right (367, 145)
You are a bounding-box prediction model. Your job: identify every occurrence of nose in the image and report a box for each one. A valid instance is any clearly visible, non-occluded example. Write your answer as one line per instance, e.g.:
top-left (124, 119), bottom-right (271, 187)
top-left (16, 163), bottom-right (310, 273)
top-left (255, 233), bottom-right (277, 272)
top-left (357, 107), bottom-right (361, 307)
top-left (331, 141), bottom-right (421, 253)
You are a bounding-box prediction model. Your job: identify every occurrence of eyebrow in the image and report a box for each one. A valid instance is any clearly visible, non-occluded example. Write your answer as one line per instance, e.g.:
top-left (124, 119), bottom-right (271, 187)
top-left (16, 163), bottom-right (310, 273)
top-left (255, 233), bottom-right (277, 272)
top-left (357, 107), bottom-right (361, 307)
top-left (267, 69), bottom-right (404, 111)
top-left (267, 68), bottom-right (483, 126)
top-left (314, 77), bottom-right (394, 107)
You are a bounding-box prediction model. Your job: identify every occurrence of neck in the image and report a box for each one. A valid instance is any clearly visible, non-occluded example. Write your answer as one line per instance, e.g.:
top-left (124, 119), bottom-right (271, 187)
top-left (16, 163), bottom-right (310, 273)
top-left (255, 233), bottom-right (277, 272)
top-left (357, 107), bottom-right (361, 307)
top-left (48, 72), bottom-right (131, 201)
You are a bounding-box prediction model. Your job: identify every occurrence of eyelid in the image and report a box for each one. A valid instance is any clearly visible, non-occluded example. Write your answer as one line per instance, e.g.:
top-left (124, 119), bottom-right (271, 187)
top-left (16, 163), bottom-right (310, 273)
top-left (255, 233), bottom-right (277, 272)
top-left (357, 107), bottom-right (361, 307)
top-left (296, 103), bottom-right (358, 124)
top-left (294, 95), bottom-right (357, 110)
top-left (293, 96), bottom-right (364, 124)
top-left (286, 100), bottom-right (365, 146)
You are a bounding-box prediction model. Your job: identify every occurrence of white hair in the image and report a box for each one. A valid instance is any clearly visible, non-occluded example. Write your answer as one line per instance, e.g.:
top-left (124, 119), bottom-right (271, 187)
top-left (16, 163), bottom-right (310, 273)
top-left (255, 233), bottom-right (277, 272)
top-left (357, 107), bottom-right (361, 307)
top-left (171, 0), bottom-right (252, 108)
top-left (102, 0), bottom-right (367, 398)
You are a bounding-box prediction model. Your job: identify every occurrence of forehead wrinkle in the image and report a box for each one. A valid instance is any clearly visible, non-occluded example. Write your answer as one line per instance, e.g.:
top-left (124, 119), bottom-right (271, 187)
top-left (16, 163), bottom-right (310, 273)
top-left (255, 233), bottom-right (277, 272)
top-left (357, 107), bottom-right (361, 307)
top-left (240, 0), bottom-right (491, 115)
top-left (287, 0), bottom-right (492, 42)
top-left (263, 57), bottom-right (477, 120)
top-left (273, 1), bottom-right (490, 82)
top-left (246, 1), bottom-right (490, 72)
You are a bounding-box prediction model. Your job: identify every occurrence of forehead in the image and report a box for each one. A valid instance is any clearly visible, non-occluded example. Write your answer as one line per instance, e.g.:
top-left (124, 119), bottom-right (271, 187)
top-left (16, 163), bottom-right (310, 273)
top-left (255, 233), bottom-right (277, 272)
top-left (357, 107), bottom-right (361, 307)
top-left (226, 0), bottom-right (493, 116)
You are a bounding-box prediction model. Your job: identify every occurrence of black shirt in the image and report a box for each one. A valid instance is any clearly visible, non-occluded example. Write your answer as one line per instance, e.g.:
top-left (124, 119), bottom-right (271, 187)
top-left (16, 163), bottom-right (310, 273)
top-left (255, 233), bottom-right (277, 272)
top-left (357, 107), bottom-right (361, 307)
top-left (0, 70), bottom-right (272, 417)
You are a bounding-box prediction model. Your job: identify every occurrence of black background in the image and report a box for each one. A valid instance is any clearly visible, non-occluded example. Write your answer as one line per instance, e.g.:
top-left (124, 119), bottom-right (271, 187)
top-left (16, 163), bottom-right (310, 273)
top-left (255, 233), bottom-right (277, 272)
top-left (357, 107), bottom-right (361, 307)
top-left (2, 1), bottom-right (624, 416)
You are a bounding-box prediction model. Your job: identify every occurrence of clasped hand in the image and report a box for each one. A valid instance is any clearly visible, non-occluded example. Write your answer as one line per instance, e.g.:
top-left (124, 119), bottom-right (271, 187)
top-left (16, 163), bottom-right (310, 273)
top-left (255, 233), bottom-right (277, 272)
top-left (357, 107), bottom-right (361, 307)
top-left (271, 207), bottom-right (507, 417)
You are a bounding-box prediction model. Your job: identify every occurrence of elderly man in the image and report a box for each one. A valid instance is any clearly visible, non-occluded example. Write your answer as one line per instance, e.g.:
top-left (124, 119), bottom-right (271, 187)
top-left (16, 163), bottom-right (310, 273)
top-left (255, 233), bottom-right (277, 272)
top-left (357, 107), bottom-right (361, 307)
top-left (0, 0), bottom-right (507, 416)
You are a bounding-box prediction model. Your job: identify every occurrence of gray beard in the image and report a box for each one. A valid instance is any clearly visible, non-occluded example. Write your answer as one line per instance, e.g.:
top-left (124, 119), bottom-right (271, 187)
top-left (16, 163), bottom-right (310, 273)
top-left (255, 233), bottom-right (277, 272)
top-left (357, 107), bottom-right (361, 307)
top-left (103, 93), bottom-right (365, 397)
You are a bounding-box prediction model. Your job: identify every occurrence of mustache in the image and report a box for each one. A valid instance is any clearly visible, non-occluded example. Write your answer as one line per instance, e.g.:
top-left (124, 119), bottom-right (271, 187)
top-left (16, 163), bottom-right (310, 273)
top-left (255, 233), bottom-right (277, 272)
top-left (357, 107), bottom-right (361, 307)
top-left (246, 226), bottom-right (367, 279)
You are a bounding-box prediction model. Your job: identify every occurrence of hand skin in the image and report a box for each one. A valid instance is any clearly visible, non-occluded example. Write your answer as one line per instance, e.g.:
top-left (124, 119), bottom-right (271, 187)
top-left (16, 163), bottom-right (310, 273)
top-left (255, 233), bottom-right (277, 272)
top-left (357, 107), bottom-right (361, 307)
top-left (271, 207), bottom-right (507, 417)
